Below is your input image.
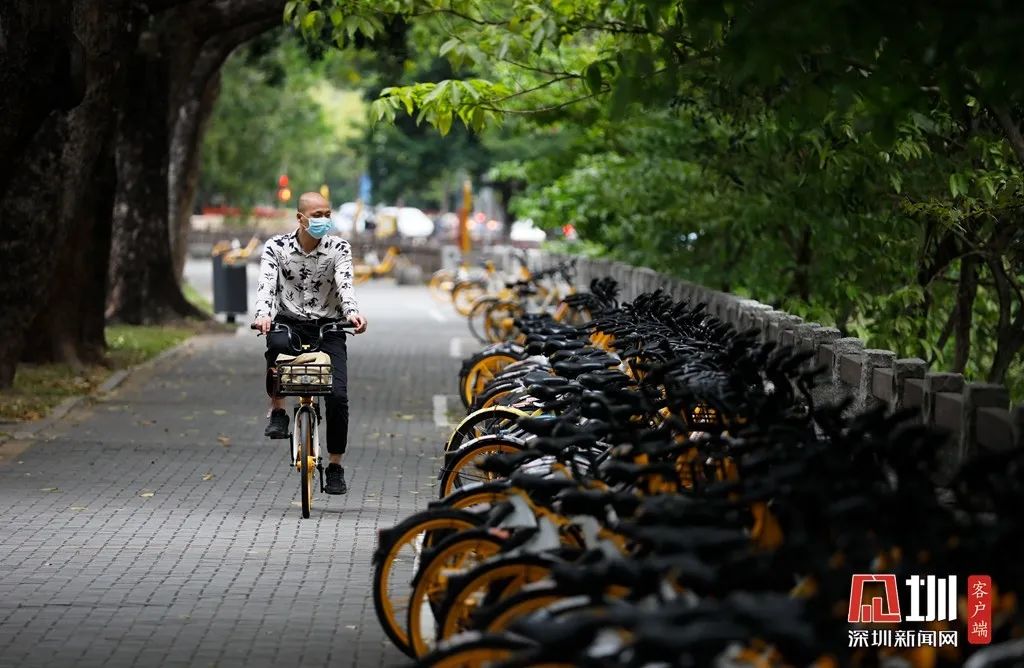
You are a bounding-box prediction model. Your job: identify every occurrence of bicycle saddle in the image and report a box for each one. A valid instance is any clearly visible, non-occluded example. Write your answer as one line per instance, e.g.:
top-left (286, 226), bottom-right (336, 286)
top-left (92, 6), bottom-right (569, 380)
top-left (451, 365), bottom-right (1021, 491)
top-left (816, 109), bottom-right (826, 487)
top-left (548, 348), bottom-right (603, 363)
top-left (516, 415), bottom-right (573, 437)
top-left (617, 523), bottom-right (749, 557)
top-left (531, 433), bottom-right (601, 457)
top-left (526, 383), bottom-right (579, 402)
top-left (274, 351), bottom-right (331, 365)
top-left (521, 371), bottom-right (560, 386)
top-left (575, 370), bottom-right (631, 391)
top-left (555, 488), bottom-right (641, 519)
top-left (508, 471), bottom-right (580, 503)
top-left (543, 339), bottom-right (587, 354)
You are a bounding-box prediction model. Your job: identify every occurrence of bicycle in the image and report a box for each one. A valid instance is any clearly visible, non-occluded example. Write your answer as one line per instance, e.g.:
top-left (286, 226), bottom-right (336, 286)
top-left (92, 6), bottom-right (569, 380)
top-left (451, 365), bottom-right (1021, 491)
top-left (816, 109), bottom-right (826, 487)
top-left (253, 320), bottom-right (355, 519)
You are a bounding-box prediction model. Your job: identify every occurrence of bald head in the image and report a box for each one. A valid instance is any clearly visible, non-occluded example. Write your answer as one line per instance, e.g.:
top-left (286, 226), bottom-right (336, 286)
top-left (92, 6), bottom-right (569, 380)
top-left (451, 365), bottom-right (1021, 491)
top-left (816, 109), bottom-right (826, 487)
top-left (298, 191), bottom-right (330, 216)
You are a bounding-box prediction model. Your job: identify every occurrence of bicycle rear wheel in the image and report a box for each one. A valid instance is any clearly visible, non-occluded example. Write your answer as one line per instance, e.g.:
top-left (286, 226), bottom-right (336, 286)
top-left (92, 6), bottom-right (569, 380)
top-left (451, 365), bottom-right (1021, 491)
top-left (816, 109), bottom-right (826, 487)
top-left (439, 436), bottom-right (525, 498)
top-left (445, 406), bottom-right (529, 453)
top-left (467, 296), bottom-right (500, 342)
top-left (373, 508), bottom-right (484, 655)
top-left (407, 530), bottom-right (505, 657)
top-left (296, 408), bottom-right (314, 519)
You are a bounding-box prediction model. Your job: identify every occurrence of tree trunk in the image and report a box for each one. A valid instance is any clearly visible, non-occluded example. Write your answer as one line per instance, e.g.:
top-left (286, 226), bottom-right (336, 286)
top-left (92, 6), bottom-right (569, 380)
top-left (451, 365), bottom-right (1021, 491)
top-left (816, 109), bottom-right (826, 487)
top-left (0, 0), bottom-right (130, 381)
top-left (25, 142), bottom-right (117, 366)
top-left (790, 224), bottom-right (813, 302)
top-left (0, 1), bottom-right (75, 386)
top-left (985, 253), bottom-right (1024, 385)
top-left (951, 255), bottom-right (978, 373)
top-left (168, 15), bottom-right (279, 280)
top-left (170, 70), bottom-right (221, 280)
top-left (108, 3), bottom-right (283, 322)
top-left (107, 27), bottom-right (204, 324)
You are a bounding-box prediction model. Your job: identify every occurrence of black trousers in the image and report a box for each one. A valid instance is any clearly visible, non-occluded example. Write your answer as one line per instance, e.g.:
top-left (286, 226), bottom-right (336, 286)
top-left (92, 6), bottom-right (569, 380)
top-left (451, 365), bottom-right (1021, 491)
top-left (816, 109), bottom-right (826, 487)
top-left (264, 316), bottom-right (349, 455)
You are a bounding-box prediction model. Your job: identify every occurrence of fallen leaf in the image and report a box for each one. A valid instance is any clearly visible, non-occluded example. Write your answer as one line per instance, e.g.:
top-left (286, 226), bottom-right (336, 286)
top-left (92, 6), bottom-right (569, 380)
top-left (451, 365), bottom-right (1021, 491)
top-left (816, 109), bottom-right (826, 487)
top-left (345, 625), bottom-right (357, 630)
top-left (212, 409), bottom-right (227, 415)
top-left (70, 506), bottom-right (87, 511)
top-left (202, 473), bottom-right (215, 481)
top-left (39, 487), bottom-right (59, 492)
top-left (139, 492), bottom-right (154, 498)
top-left (217, 435), bottom-right (232, 447)
top-left (397, 414), bottom-right (415, 420)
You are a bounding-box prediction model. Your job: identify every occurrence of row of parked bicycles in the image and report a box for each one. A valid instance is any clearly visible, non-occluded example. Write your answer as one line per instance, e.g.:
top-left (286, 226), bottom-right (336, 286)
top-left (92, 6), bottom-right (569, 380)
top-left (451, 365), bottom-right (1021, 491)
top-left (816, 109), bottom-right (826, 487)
top-left (429, 251), bottom-right (583, 346)
top-left (374, 273), bottom-right (1024, 667)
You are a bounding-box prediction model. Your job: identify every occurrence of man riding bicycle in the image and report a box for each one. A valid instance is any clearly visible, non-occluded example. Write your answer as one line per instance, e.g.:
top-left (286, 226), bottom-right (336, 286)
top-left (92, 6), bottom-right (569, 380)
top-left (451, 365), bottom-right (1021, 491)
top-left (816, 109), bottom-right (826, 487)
top-left (252, 191), bottom-right (368, 495)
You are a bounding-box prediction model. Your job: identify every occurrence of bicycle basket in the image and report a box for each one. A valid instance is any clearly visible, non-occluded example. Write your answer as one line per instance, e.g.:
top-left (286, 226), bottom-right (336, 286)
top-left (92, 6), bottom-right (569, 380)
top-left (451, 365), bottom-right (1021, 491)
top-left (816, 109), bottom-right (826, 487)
top-left (274, 352), bottom-right (333, 396)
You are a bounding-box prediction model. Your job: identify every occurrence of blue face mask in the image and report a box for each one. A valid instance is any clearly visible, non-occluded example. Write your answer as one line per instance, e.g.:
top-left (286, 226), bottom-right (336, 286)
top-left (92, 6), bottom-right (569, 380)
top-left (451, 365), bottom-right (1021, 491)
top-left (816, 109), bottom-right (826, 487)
top-left (303, 215), bottom-right (333, 239)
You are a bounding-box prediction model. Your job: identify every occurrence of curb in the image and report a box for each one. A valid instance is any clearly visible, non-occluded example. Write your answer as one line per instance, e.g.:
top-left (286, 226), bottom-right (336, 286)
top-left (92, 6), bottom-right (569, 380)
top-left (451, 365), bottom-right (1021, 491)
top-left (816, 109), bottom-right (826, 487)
top-left (0, 336), bottom-right (202, 446)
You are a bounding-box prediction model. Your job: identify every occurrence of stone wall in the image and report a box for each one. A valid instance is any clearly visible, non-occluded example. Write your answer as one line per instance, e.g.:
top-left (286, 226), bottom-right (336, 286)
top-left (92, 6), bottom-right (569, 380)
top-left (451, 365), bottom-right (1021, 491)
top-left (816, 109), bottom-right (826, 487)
top-left (533, 253), bottom-right (1023, 474)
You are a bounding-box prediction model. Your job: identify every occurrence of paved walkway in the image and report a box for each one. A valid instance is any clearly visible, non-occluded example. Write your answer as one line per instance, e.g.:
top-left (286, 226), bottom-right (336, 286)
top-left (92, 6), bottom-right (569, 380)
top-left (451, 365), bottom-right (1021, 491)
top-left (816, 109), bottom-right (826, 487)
top-left (0, 279), bottom-right (466, 667)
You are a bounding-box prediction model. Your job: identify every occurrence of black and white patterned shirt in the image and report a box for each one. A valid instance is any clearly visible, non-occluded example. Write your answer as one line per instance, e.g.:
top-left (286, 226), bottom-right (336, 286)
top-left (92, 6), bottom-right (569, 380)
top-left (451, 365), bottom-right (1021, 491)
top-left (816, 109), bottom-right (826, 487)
top-left (253, 232), bottom-right (359, 321)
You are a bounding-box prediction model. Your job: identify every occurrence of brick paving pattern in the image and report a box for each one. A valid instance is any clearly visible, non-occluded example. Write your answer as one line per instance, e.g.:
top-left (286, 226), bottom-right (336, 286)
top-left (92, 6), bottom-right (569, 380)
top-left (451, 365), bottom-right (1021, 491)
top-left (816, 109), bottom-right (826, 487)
top-left (0, 281), bottom-right (466, 667)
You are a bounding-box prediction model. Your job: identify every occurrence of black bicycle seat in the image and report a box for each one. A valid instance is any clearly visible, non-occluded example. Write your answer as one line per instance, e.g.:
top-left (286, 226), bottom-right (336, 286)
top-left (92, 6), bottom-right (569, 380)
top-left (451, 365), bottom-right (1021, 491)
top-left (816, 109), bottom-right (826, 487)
top-left (508, 471), bottom-right (580, 503)
top-left (521, 371), bottom-right (558, 385)
top-left (576, 370), bottom-right (631, 391)
top-left (526, 383), bottom-right (579, 402)
top-left (543, 339), bottom-right (587, 354)
top-left (552, 360), bottom-right (614, 381)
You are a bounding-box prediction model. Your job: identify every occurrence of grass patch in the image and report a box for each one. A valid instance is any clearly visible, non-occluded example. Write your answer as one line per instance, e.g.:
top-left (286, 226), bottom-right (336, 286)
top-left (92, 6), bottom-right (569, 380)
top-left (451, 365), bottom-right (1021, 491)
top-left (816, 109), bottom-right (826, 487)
top-left (106, 324), bottom-right (194, 367)
top-left (183, 283), bottom-right (213, 315)
top-left (0, 324), bottom-right (197, 423)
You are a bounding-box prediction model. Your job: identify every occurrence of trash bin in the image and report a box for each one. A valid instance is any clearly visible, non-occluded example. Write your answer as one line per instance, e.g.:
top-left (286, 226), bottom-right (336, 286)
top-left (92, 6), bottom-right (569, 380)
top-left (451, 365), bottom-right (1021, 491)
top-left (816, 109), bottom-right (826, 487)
top-left (212, 244), bottom-right (248, 323)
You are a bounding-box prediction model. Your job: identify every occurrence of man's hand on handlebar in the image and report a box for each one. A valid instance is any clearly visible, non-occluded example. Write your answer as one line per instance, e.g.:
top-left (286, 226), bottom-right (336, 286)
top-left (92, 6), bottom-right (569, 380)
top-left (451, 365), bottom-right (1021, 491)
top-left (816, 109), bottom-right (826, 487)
top-left (349, 313), bottom-right (368, 334)
top-left (253, 316), bottom-right (272, 335)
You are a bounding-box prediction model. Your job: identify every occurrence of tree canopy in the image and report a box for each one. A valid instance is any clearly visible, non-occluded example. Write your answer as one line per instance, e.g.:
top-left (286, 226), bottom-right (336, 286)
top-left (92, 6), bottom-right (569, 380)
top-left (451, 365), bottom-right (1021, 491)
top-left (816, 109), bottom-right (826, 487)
top-left (280, 0), bottom-right (1023, 394)
top-left (199, 31), bottom-right (366, 210)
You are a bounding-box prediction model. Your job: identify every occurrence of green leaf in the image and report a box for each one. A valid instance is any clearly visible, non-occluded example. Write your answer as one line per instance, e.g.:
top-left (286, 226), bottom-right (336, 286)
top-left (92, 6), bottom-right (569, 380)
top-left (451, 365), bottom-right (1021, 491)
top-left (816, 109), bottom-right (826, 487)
top-left (436, 110), bottom-right (454, 136)
top-left (439, 38), bottom-right (461, 57)
top-left (470, 107), bottom-right (486, 133)
top-left (531, 24), bottom-right (546, 52)
top-left (584, 62), bottom-right (603, 95)
top-left (609, 76), bottom-right (633, 120)
top-left (422, 81), bottom-right (448, 105)
top-left (301, 9), bottom-right (323, 35)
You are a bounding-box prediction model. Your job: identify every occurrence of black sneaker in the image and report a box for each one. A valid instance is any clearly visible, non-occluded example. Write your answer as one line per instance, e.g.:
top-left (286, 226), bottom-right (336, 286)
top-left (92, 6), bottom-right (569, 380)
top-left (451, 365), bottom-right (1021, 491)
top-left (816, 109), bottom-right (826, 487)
top-left (325, 464), bottom-right (347, 495)
top-left (264, 408), bottom-right (290, 439)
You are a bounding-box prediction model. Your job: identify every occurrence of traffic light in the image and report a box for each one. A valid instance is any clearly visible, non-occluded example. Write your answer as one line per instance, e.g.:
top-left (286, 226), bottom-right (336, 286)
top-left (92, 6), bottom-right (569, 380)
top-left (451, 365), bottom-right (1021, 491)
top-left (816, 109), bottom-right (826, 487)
top-left (277, 174), bottom-right (291, 203)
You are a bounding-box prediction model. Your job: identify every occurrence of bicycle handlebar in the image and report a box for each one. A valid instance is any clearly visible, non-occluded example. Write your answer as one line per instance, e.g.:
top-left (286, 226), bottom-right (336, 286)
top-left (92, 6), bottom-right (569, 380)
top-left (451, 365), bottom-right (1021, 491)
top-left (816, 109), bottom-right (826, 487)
top-left (250, 320), bottom-right (355, 353)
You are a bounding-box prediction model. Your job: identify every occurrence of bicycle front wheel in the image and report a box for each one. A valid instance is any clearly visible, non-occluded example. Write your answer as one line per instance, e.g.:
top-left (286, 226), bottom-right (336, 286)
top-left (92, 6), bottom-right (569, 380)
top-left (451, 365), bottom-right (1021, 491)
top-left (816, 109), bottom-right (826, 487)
top-left (296, 408), bottom-right (314, 519)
